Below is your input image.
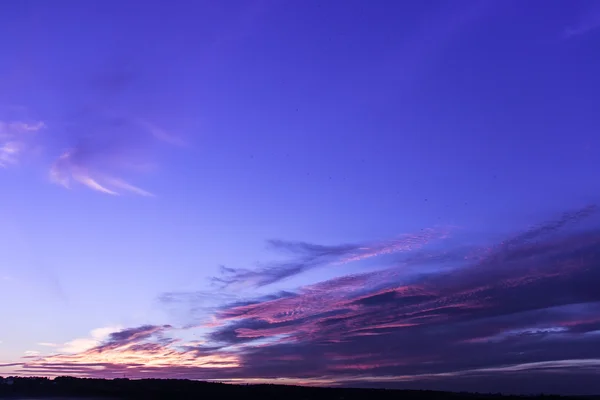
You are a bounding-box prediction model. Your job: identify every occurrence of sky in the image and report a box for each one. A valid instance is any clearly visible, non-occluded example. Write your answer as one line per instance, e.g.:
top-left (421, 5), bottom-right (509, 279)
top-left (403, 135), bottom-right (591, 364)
top-left (1, 0), bottom-right (600, 395)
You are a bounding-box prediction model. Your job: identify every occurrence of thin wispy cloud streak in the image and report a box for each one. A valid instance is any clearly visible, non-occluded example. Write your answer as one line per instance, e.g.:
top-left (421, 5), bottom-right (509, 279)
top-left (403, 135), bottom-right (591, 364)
top-left (214, 229), bottom-right (448, 288)
top-left (10, 205), bottom-right (600, 394)
top-left (49, 147), bottom-right (154, 196)
top-left (137, 119), bottom-right (186, 147)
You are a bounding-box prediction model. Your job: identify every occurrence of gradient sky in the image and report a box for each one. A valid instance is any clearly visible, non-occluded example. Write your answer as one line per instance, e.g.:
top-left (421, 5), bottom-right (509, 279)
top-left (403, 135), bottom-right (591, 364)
top-left (2, 0), bottom-right (600, 395)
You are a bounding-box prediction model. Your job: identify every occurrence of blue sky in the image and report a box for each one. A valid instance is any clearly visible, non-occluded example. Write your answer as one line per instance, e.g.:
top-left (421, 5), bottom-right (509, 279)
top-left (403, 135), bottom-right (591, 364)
top-left (2, 0), bottom-right (600, 395)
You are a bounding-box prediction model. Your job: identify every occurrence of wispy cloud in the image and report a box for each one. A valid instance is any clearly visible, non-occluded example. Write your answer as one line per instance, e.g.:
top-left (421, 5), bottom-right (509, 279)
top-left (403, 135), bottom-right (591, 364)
top-left (0, 120), bottom-right (46, 167)
top-left (214, 228), bottom-right (448, 288)
top-left (49, 148), bottom-right (153, 196)
top-left (2, 102), bottom-right (183, 196)
top-left (137, 119), bottom-right (186, 147)
top-left (46, 111), bottom-right (184, 196)
top-left (564, 6), bottom-right (600, 38)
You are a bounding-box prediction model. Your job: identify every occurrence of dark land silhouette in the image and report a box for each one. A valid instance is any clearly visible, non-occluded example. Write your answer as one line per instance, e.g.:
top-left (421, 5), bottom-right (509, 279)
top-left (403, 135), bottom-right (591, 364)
top-left (1, 376), bottom-right (598, 400)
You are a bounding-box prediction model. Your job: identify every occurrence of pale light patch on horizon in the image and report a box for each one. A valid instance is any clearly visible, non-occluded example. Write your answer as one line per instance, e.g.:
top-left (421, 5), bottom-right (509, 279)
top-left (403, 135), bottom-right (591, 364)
top-left (18, 324), bottom-right (240, 375)
top-left (25, 342), bottom-right (239, 371)
top-left (58, 325), bottom-right (123, 354)
top-left (37, 342), bottom-right (59, 348)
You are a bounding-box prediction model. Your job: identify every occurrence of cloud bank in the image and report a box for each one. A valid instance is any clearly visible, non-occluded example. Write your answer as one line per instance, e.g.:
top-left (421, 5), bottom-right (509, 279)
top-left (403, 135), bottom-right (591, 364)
top-left (7, 204), bottom-right (600, 394)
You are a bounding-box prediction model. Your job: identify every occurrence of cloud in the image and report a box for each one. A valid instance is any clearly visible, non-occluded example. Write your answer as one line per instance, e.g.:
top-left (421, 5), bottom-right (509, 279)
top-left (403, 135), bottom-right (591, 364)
top-left (46, 111), bottom-right (186, 196)
top-left (49, 148), bottom-right (153, 196)
top-left (1, 102), bottom-right (182, 196)
top-left (59, 326), bottom-right (123, 354)
top-left (8, 205), bottom-right (600, 394)
top-left (195, 205), bottom-right (600, 391)
top-left (0, 120), bottom-right (46, 167)
top-left (137, 119), bottom-right (186, 147)
top-left (0, 362), bottom-right (22, 368)
top-left (158, 290), bottom-right (239, 328)
top-left (94, 325), bottom-right (173, 352)
top-left (214, 228), bottom-right (448, 288)
top-left (17, 325), bottom-right (239, 378)
top-left (564, 7), bottom-right (600, 38)
top-left (37, 343), bottom-right (59, 348)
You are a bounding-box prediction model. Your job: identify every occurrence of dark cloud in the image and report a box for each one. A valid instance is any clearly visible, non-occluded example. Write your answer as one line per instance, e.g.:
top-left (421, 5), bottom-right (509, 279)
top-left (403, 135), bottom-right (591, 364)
top-left (200, 205), bottom-right (600, 391)
top-left (104, 325), bottom-right (171, 345)
top-left (266, 240), bottom-right (360, 257)
top-left (0, 362), bottom-right (23, 368)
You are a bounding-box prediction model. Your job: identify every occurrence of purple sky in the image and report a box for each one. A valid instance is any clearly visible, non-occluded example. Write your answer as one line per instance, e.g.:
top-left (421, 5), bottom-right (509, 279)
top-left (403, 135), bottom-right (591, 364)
top-left (1, 0), bottom-right (600, 395)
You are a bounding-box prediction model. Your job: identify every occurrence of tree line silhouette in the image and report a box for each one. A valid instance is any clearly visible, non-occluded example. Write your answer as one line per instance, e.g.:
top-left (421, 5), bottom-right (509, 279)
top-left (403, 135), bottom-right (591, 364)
top-left (0, 376), bottom-right (593, 400)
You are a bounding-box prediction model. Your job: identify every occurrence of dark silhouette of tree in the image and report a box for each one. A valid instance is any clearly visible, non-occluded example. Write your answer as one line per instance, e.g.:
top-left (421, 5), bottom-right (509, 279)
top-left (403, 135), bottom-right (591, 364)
top-left (0, 376), bottom-right (596, 400)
